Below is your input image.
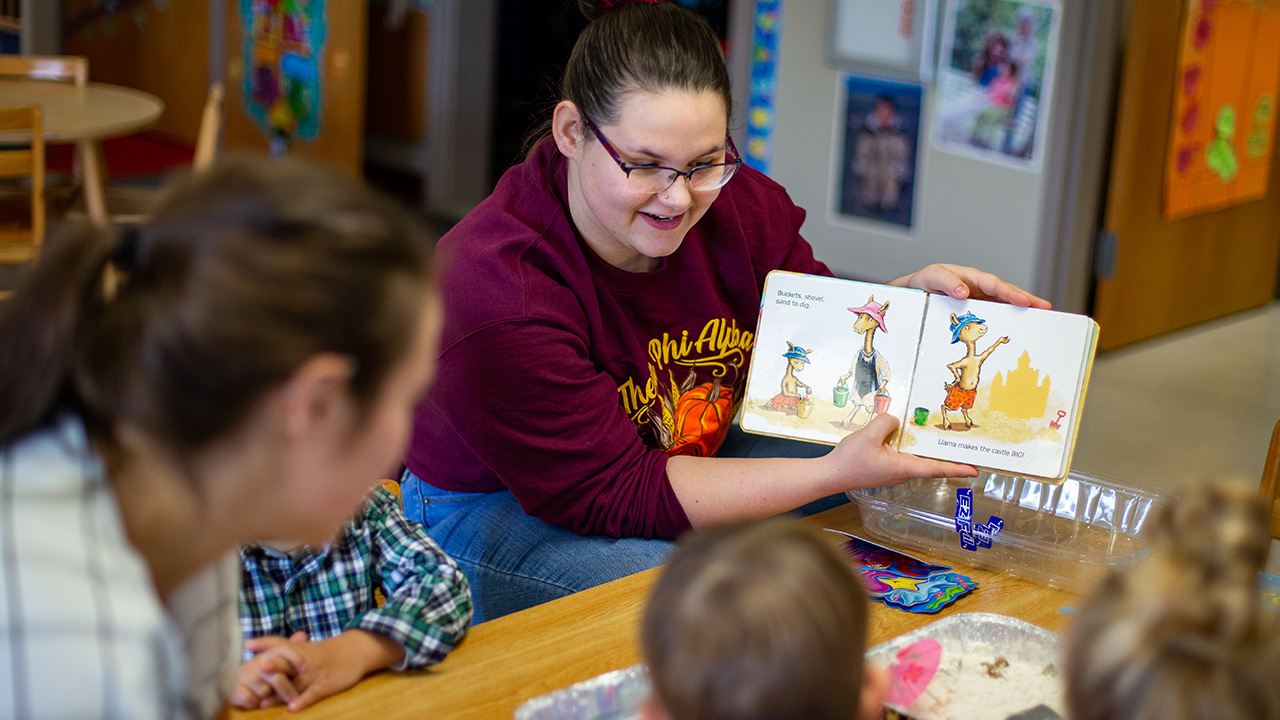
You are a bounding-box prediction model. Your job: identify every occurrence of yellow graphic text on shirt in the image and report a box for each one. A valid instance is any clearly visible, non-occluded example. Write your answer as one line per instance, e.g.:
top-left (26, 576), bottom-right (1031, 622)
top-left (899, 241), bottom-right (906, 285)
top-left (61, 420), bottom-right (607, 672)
top-left (615, 317), bottom-right (754, 457)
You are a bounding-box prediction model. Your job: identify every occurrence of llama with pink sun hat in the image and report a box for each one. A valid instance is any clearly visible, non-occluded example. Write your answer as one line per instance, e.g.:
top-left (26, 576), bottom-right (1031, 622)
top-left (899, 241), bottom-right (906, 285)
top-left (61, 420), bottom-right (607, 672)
top-left (836, 296), bottom-right (892, 428)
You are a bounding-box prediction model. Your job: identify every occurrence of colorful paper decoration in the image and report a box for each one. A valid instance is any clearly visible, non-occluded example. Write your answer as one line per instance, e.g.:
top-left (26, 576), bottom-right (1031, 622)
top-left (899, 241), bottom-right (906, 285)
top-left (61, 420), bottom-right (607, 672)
top-left (831, 530), bottom-right (979, 614)
top-left (240, 0), bottom-right (328, 156)
top-left (1164, 0), bottom-right (1280, 219)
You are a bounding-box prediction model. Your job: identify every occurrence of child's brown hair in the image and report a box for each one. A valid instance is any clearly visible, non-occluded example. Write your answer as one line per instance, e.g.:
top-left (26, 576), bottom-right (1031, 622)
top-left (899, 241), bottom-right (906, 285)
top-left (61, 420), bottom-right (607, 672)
top-left (641, 517), bottom-right (869, 720)
top-left (1064, 481), bottom-right (1280, 720)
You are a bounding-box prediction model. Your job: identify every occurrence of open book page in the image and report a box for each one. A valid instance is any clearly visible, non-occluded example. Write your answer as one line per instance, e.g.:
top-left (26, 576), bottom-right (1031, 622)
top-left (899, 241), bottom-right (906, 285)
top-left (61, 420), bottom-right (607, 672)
top-left (741, 272), bottom-right (929, 444)
top-left (898, 295), bottom-right (1097, 480)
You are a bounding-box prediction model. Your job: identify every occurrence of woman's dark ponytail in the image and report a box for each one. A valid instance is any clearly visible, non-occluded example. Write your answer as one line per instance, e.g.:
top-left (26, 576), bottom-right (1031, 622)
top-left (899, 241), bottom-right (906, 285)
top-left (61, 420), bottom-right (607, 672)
top-left (0, 156), bottom-right (435, 459)
top-left (0, 220), bottom-right (119, 447)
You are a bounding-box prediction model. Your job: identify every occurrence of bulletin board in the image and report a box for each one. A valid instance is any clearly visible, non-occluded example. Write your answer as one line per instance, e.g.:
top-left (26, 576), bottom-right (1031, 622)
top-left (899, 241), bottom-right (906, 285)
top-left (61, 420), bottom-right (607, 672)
top-left (1164, 0), bottom-right (1280, 220)
top-left (746, 0), bottom-right (785, 174)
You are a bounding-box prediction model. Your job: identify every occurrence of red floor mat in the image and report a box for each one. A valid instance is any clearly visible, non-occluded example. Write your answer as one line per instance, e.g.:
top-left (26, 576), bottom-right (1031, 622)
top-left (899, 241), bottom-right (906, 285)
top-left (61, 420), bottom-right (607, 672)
top-left (46, 132), bottom-right (196, 179)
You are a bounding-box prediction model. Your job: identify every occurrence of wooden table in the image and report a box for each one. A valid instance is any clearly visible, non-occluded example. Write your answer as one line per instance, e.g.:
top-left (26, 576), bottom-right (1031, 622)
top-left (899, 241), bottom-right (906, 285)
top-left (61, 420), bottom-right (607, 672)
top-left (0, 78), bottom-right (165, 225)
top-left (229, 502), bottom-right (1077, 719)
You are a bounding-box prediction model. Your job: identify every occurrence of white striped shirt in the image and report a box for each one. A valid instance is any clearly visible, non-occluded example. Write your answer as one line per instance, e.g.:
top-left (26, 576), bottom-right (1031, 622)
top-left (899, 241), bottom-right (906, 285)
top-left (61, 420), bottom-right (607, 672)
top-left (0, 417), bottom-right (237, 719)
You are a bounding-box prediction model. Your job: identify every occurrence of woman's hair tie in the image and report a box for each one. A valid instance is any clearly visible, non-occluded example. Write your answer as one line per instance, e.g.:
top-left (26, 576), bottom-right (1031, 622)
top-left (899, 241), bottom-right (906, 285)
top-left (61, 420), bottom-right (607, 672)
top-left (113, 225), bottom-right (141, 273)
top-left (585, 0), bottom-right (663, 20)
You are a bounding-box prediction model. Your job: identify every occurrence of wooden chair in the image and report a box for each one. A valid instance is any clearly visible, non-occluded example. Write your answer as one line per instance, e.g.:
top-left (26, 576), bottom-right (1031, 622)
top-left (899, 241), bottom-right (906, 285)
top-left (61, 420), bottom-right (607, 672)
top-left (1260, 420), bottom-right (1280, 541)
top-left (192, 82), bottom-right (225, 173)
top-left (0, 54), bottom-right (88, 86)
top-left (0, 105), bottom-right (46, 267)
top-left (0, 55), bottom-right (88, 214)
top-left (70, 82), bottom-right (224, 226)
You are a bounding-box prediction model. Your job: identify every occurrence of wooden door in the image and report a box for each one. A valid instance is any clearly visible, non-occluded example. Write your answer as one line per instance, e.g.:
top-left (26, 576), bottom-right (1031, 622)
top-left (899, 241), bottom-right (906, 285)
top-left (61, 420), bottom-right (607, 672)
top-left (64, 0), bottom-right (210, 143)
top-left (1094, 0), bottom-right (1280, 350)
top-left (221, 0), bottom-right (367, 175)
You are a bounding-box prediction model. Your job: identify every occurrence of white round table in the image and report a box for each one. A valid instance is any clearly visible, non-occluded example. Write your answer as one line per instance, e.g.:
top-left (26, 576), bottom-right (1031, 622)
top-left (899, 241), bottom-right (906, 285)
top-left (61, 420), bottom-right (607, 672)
top-left (0, 78), bottom-right (165, 225)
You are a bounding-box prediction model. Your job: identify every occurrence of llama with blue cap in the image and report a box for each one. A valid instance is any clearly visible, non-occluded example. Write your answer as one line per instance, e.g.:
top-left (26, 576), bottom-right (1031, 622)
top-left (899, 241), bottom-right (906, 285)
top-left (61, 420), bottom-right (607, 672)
top-left (765, 342), bottom-right (813, 415)
top-left (941, 312), bottom-right (1008, 430)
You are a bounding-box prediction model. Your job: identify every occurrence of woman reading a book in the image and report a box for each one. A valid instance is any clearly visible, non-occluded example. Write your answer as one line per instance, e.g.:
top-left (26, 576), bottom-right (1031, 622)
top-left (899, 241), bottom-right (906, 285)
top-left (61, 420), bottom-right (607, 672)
top-left (401, 0), bottom-right (1050, 622)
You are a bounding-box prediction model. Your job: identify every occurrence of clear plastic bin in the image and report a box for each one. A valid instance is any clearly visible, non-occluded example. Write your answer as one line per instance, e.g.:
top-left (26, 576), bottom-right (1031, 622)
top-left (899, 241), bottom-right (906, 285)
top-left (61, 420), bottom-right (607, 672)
top-left (847, 471), bottom-right (1164, 592)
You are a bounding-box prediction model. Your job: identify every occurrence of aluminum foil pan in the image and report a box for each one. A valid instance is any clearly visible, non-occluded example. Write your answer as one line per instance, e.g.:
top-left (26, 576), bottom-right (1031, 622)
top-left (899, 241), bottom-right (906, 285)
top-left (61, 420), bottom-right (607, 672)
top-left (513, 664), bottom-right (651, 720)
top-left (514, 614), bottom-right (1064, 720)
top-left (866, 613), bottom-right (1065, 720)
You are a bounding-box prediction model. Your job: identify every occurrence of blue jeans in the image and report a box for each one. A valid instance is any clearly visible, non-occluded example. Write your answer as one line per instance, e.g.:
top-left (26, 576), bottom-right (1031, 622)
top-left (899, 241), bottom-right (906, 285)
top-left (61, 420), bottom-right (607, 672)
top-left (401, 425), bottom-right (846, 623)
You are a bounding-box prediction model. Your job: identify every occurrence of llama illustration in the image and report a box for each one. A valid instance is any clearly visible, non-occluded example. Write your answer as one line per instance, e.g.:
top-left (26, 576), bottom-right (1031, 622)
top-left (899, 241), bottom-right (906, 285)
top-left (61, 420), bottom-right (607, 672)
top-left (765, 342), bottom-right (812, 415)
top-left (941, 312), bottom-right (1008, 430)
top-left (838, 296), bottom-right (890, 429)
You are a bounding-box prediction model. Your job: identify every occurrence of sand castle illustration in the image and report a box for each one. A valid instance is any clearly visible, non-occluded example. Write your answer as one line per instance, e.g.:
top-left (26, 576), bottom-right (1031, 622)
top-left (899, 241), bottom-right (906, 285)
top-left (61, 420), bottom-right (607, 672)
top-left (989, 350), bottom-right (1051, 420)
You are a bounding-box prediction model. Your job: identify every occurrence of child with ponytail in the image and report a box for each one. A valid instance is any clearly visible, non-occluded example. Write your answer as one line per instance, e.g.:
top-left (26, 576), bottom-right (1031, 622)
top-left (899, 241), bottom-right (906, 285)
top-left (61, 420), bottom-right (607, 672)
top-left (0, 156), bottom-right (443, 718)
top-left (1064, 481), bottom-right (1280, 720)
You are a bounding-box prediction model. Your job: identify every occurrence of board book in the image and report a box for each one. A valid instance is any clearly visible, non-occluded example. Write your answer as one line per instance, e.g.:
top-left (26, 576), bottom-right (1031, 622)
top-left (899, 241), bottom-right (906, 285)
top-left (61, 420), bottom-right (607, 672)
top-left (740, 271), bottom-right (1099, 482)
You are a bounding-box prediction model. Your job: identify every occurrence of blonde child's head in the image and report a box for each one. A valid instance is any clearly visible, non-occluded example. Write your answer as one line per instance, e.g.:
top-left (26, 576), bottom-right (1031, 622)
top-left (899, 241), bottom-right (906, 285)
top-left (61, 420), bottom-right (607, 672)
top-left (1064, 481), bottom-right (1280, 720)
top-left (641, 517), bottom-right (882, 720)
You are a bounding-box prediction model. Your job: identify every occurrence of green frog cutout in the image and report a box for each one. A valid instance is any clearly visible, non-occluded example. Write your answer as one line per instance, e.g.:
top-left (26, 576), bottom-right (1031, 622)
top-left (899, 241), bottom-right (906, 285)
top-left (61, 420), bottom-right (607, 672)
top-left (1207, 105), bottom-right (1238, 182)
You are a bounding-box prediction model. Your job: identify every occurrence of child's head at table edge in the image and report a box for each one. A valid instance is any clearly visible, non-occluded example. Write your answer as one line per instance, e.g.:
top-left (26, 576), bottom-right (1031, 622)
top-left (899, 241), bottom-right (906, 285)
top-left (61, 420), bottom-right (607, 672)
top-left (640, 517), bottom-right (887, 720)
top-left (1063, 480), bottom-right (1280, 720)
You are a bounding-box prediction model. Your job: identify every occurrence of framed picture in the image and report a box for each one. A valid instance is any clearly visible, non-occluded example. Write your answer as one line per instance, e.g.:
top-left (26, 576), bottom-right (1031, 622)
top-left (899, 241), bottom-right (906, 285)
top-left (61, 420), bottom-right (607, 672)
top-left (833, 73), bottom-right (924, 231)
top-left (930, 0), bottom-right (1061, 170)
top-left (827, 0), bottom-right (939, 82)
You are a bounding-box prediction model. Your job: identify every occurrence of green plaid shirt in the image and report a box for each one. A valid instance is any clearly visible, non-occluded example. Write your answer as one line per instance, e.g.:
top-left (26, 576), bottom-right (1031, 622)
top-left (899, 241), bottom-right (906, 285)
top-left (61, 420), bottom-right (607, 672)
top-left (239, 485), bottom-right (473, 670)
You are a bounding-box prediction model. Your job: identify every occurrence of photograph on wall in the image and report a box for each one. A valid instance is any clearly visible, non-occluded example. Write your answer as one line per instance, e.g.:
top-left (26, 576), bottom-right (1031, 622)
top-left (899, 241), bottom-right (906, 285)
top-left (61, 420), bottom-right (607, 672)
top-left (834, 73), bottom-right (924, 230)
top-left (931, 0), bottom-right (1060, 170)
top-left (1163, 0), bottom-right (1280, 220)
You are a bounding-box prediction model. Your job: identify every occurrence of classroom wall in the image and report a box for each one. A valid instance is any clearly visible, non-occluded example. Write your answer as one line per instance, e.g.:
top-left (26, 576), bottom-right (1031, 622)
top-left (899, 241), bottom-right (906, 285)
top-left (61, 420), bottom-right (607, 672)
top-left (765, 0), bottom-right (1103, 304)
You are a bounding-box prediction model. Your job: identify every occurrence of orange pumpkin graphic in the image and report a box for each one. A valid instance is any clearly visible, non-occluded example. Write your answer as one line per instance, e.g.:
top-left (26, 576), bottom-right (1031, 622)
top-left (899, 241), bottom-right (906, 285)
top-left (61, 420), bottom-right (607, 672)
top-left (669, 376), bottom-right (734, 457)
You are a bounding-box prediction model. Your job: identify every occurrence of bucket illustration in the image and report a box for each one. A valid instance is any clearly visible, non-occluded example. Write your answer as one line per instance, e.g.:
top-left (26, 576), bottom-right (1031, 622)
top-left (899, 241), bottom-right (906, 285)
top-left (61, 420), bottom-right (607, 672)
top-left (912, 407), bottom-right (930, 426)
top-left (833, 385), bottom-right (850, 407)
top-left (797, 396), bottom-right (814, 419)
top-left (874, 392), bottom-right (891, 414)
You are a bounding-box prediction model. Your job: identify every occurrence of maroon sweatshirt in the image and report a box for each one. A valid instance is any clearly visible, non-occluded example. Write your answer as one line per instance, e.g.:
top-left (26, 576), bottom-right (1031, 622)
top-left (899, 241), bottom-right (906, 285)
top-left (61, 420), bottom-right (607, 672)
top-left (405, 141), bottom-right (830, 539)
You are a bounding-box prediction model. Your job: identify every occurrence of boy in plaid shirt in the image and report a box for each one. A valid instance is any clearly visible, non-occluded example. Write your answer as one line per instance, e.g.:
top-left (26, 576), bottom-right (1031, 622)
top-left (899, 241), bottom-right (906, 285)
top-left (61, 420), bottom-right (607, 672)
top-left (232, 484), bottom-right (473, 712)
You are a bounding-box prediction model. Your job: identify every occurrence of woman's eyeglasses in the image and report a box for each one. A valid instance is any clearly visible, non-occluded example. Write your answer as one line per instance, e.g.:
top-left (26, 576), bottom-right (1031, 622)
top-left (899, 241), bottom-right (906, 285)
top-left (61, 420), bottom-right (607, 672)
top-left (584, 117), bottom-right (742, 195)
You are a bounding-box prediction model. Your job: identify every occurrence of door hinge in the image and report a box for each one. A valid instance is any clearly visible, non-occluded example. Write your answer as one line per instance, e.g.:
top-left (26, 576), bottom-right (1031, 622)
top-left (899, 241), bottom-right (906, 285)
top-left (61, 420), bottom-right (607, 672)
top-left (1095, 229), bottom-right (1118, 280)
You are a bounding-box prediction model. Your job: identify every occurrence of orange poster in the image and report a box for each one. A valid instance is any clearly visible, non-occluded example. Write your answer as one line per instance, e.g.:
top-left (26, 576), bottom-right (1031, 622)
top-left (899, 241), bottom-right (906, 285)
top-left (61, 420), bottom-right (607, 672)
top-left (1164, 0), bottom-right (1280, 220)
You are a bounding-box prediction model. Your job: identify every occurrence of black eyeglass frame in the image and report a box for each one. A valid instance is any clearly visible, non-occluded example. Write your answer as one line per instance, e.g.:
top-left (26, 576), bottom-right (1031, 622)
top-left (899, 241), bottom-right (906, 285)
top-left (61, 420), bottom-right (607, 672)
top-left (583, 117), bottom-right (743, 194)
